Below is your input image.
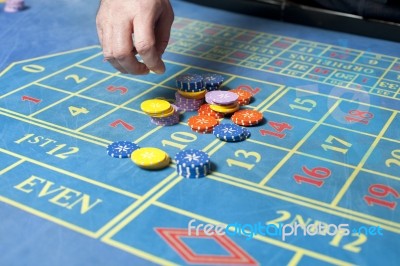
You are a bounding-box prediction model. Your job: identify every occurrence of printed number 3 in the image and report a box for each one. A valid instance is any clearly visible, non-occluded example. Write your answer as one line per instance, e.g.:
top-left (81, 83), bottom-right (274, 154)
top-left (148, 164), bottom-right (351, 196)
top-left (226, 150), bottom-right (261, 170)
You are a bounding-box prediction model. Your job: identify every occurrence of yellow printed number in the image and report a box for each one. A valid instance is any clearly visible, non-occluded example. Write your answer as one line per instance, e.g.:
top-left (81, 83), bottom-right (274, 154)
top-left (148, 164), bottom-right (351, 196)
top-left (68, 106), bottom-right (89, 116)
top-left (289, 98), bottom-right (317, 112)
top-left (22, 64), bottom-right (45, 73)
top-left (65, 74), bottom-right (87, 84)
top-left (226, 150), bottom-right (261, 170)
top-left (385, 149), bottom-right (400, 168)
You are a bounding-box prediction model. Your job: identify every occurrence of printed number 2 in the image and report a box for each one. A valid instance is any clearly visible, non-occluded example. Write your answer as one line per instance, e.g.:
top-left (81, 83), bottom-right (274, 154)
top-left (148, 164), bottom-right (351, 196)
top-left (385, 149), bottom-right (400, 168)
top-left (65, 74), bottom-right (87, 84)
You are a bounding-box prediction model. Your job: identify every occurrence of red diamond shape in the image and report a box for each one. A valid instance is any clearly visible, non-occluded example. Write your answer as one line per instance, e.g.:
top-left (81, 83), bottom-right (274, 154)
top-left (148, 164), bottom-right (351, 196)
top-left (155, 228), bottom-right (258, 265)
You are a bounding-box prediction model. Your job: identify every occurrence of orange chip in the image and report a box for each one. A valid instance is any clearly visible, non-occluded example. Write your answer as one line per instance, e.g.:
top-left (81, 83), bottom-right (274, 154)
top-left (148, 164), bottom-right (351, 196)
top-left (230, 89), bottom-right (253, 102)
top-left (198, 104), bottom-right (225, 118)
top-left (231, 109), bottom-right (263, 126)
top-left (188, 115), bottom-right (220, 131)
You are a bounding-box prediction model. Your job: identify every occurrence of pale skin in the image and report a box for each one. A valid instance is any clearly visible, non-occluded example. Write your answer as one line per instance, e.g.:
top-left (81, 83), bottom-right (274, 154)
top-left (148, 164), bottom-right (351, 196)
top-left (96, 0), bottom-right (174, 75)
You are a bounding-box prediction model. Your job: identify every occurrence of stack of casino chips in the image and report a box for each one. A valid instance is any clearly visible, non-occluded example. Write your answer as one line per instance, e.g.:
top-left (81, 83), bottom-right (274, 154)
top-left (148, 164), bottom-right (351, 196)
top-left (213, 123), bottom-right (251, 142)
top-left (198, 104), bottom-right (225, 119)
top-left (174, 74), bottom-right (206, 111)
top-left (141, 99), bottom-right (179, 126)
top-left (187, 115), bottom-right (220, 134)
top-left (231, 109), bottom-right (264, 126)
top-left (202, 73), bottom-right (224, 91)
top-left (205, 90), bottom-right (240, 115)
top-left (175, 149), bottom-right (211, 179)
top-left (4, 0), bottom-right (25, 12)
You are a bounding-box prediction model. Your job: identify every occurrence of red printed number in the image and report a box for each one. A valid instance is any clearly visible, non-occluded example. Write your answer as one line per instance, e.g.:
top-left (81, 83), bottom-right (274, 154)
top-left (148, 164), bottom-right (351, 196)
top-left (260, 121), bottom-right (292, 139)
top-left (364, 184), bottom-right (399, 210)
top-left (22, 95), bottom-right (41, 104)
top-left (344, 110), bottom-right (374, 125)
top-left (293, 166), bottom-right (331, 188)
top-left (110, 119), bottom-right (134, 131)
top-left (235, 85), bottom-right (260, 95)
top-left (107, 85), bottom-right (128, 95)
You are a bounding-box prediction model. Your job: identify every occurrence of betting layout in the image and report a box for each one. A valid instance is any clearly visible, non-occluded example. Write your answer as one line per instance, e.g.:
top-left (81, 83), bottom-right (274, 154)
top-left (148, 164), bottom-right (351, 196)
top-left (0, 18), bottom-right (399, 266)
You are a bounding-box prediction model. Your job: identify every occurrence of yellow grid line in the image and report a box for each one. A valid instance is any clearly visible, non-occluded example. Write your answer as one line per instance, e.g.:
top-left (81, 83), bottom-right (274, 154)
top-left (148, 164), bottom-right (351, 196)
top-left (0, 51), bottom-right (104, 100)
top-left (154, 201), bottom-right (354, 266)
top-left (259, 100), bottom-right (342, 186)
top-left (331, 111), bottom-right (398, 206)
top-left (209, 172), bottom-right (400, 232)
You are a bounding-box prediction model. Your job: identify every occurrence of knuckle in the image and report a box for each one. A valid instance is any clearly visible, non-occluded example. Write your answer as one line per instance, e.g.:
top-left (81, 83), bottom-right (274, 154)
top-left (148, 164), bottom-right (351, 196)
top-left (135, 41), bottom-right (156, 55)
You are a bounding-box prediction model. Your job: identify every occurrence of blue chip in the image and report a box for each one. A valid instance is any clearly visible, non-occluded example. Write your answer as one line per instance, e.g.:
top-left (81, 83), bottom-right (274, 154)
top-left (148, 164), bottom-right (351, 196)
top-left (176, 74), bottom-right (204, 91)
top-left (107, 141), bottom-right (140, 158)
top-left (178, 163), bottom-right (210, 179)
top-left (213, 123), bottom-right (245, 142)
top-left (202, 73), bottom-right (224, 86)
top-left (175, 149), bottom-right (210, 168)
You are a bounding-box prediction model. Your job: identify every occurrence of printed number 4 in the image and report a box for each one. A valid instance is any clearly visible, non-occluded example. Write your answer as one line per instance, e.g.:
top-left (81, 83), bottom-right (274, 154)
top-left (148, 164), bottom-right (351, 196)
top-left (68, 106), bottom-right (89, 116)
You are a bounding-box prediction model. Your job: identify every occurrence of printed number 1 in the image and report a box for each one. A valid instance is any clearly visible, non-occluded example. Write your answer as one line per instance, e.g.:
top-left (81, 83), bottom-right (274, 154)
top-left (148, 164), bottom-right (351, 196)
top-left (364, 184), bottom-right (399, 210)
top-left (289, 98), bottom-right (317, 112)
top-left (321, 135), bottom-right (352, 154)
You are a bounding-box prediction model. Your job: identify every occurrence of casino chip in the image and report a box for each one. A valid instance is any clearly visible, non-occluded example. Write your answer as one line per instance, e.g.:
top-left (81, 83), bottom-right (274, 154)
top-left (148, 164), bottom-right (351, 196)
top-left (107, 141), bottom-right (140, 158)
top-left (229, 88), bottom-right (253, 106)
top-left (188, 115), bottom-right (219, 133)
top-left (175, 149), bottom-right (211, 178)
top-left (176, 73), bottom-right (204, 92)
top-left (202, 73), bottom-right (224, 91)
top-left (198, 104), bottom-right (225, 119)
top-left (205, 91), bottom-right (238, 105)
top-left (131, 147), bottom-right (170, 170)
top-left (231, 109), bottom-right (263, 126)
top-left (213, 123), bottom-right (250, 142)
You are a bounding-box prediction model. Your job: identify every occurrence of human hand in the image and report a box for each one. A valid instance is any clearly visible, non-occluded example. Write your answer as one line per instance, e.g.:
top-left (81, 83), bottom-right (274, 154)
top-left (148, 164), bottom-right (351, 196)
top-left (96, 0), bottom-right (174, 75)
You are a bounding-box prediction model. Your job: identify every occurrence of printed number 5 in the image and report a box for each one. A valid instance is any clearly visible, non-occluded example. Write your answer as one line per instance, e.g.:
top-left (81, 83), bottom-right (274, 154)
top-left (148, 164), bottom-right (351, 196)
top-left (226, 150), bottom-right (261, 170)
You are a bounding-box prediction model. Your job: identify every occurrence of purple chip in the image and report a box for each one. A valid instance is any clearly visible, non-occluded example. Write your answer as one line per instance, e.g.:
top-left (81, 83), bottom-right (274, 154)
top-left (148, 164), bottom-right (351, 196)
top-left (205, 91), bottom-right (238, 105)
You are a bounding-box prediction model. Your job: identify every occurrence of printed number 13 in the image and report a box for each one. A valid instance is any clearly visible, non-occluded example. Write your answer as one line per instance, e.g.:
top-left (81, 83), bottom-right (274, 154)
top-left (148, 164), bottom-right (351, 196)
top-left (227, 150), bottom-right (261, 170)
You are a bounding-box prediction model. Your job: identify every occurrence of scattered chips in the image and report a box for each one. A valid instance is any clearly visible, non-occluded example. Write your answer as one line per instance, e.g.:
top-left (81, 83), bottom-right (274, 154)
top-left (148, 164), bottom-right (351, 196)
top-left (175, 149), bottom-right (211, 178)
top-left (231, 109), bottom-right (264, 126)
top-left (131, 147), bottom-right (170, 170)
top-left (107, 141), bottom-right (140, 158)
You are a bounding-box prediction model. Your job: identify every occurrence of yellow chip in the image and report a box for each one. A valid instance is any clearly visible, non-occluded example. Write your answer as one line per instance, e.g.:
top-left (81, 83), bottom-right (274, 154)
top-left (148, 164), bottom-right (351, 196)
top-left (143, 155), bottom-right (171, 170)
top-left (210, 103), bottom-right (240, 114)
top-left (131, 147), bottom-right (169, 169)
top-left (178, 89), bottom-right (207, 99)
top-left (141, 99), bottom-right (171, 115)
top-left (150, 106), bottom-right (175, 118)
